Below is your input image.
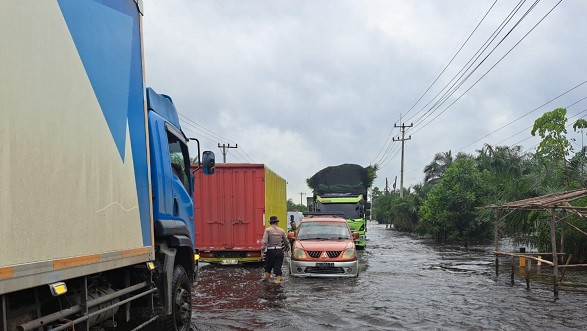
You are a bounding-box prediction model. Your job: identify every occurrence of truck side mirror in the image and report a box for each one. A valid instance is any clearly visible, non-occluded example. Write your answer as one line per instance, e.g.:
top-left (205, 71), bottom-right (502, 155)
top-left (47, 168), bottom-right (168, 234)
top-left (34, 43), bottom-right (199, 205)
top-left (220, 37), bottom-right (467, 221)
top-left (365, 210), bottom-right (370, 217)
top-left (202, 151), bottom-right (215, 175)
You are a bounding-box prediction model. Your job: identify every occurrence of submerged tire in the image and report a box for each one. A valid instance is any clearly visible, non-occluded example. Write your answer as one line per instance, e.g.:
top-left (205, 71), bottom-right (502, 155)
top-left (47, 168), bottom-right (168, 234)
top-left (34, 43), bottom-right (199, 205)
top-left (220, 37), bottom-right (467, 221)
top-left (165, 265), bottom-right (192, 331)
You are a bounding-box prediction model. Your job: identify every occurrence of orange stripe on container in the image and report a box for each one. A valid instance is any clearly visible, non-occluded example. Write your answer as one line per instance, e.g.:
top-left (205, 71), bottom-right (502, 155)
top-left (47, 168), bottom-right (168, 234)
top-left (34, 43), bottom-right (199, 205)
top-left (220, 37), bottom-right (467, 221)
top-left (53, 255), bottom-right (100, 270)
top-left (0, 266), bottom-right (15, 279)
top-left (121, 247), bottom-right (151, 257)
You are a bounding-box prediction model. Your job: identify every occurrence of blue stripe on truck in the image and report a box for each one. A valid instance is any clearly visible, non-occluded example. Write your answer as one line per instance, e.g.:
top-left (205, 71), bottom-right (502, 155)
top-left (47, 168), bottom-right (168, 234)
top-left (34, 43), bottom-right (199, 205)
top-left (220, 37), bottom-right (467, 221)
top-left (58, 0), bottom-right (152, 246)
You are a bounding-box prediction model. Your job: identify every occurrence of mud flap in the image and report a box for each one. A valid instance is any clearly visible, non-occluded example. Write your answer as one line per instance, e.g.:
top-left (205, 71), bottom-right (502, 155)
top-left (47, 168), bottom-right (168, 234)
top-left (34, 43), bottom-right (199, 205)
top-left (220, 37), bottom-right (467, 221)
top-left (157, 243), bottom-right (176, 315)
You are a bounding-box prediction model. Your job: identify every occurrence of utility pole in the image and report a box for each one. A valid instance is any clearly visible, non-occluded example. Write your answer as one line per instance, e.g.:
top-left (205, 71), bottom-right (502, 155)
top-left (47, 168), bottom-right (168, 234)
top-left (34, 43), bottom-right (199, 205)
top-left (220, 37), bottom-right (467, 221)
top-left (384, 177), bottom-right (389, 194)
top-left (217, 143), bottom-right (238, 163)
top-left (299, 192), bottom-right (306, 206)
top-left (393, 122), bottom-right (413, 198)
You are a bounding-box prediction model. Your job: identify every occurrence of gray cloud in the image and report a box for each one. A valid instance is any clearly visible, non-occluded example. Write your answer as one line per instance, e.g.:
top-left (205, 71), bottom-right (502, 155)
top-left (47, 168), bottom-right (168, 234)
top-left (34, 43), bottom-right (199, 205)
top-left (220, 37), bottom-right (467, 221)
top-left (143, 0), bottom-right (587, 200)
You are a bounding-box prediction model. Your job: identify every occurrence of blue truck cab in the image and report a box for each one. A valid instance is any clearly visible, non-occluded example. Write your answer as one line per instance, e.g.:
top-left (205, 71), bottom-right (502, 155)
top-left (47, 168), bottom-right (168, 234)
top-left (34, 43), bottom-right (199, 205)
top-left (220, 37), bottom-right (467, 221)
top-left (146, 87), bottom-right (215, 321)
top-left (148, 88), bottom-right (197, 248)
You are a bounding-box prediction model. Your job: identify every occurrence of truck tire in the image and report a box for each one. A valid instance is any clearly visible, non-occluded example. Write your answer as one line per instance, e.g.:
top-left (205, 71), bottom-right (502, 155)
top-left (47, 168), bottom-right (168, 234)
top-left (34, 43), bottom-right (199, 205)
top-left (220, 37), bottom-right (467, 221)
top-left (165, 265), bottom-right (192, 331)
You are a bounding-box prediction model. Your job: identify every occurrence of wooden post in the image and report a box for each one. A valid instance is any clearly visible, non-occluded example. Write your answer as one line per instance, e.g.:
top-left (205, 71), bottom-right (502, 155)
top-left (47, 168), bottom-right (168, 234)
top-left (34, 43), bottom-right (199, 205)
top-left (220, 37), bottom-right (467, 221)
top-left (525, 258), bottom-right (531, 290)
top-left (559, 254), bottom-right (573, 284)
top-left (494, 211), bottom-right (500, 276)
top-left (510, 256), bottom-right (515, 286)
top-left (560, 216), bottom-right (565, 265)
top-left (550, 209), bottom-right (559, 299)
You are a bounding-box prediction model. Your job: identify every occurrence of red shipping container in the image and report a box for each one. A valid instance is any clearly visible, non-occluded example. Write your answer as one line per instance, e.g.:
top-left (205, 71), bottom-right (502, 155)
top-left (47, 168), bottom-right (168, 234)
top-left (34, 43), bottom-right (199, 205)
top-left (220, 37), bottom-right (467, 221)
top-left (193, 164), bottom-right (287, 264)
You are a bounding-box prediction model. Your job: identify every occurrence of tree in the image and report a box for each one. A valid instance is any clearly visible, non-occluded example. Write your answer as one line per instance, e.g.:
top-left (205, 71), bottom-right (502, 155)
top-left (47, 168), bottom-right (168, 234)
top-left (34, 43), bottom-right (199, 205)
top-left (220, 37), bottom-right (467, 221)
top-left (531, 108), bottom-right (570, 162)
top-left (419, 158), bottom-right (491, 242)
top-left (287, 198), bottom-right (307, 212)
top-left (366, 164), bottom-right (379, 188)
top-left (423, 151), bottom-right (453, 184)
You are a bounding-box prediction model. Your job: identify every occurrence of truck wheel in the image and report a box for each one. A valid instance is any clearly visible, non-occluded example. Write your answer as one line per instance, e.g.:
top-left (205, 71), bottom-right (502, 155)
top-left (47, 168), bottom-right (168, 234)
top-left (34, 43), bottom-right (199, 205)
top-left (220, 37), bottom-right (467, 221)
top-left (165, 265), bottom-right (192, 331)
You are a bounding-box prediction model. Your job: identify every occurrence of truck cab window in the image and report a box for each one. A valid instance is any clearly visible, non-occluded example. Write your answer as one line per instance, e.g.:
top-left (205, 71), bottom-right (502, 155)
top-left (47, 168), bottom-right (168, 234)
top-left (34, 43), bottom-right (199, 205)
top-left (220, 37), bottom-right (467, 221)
top-left (168, 135), bottom-right (190, 192)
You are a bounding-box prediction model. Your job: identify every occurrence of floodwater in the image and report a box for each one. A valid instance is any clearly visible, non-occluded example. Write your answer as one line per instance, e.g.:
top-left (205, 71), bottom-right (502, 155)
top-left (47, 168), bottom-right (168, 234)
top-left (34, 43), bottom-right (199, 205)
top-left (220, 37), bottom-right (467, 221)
top-left (190, 222), bottom-right (586, 330)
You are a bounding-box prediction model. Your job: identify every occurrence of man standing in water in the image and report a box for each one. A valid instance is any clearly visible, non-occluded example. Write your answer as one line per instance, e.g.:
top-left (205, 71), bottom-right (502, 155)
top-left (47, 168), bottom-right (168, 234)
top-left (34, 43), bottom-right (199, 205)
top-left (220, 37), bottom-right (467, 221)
top-left (261, 216), bottom-right (290, 283)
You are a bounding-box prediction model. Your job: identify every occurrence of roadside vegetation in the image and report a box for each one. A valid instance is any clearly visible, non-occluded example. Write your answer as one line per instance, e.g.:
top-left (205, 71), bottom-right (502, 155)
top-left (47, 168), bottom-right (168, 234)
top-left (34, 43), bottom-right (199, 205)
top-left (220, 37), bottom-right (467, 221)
top-left (287, 199), bottom-right (307, 212)
top-left (373, 108), bottom-right (587, 262)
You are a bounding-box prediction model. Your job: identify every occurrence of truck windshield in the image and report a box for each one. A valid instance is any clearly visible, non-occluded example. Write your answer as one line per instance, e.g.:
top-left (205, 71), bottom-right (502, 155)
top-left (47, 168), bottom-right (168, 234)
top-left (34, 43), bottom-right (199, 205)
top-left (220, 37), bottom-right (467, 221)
top-left (317, 202), bottom-right (361, 219)
top-left (297, 221), bottom-right (352, 240)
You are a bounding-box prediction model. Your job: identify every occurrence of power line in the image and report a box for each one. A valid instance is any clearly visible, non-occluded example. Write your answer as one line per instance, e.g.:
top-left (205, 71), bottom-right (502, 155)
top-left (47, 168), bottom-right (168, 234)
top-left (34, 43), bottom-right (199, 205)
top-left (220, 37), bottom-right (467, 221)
top-left (406, 0), bottom-right (529, 126)
top-left (403, 0), bottom-right (498, 120)
top-left (413, 0), bottom-right (536, 128)
top-left (403, 94), bottom-right (585, 187)
top-left (522, 109), bottom-right (587, 154)
top-left (373, 2), bottom-right (497, 165)
top-left (416, 0), bottom-right (539, 129)
top-left (457, 82), bottom-right (587, 151)
top-left (179, 113), bottom-right (255, 163)
top-left (523, 106), bottom-right (587, 145)
top-left (378, 142), bottom-right (402, 169)
top-left (411, 0), bottom-right (563, 135)
top-left (497, 95), bottom-right (587, 145)
top-left (372, 124), bottom-right (399, 165)
top-left (179, 113), bottom-right (229, 142)
top-left (376, 133), bottom-right (401, 166)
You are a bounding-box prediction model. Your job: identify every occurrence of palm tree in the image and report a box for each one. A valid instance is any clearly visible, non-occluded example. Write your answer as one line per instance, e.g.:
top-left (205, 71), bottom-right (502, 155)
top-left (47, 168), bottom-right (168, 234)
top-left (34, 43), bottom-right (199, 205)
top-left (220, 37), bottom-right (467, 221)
top-left (423, 151), bottom-right (453, 184)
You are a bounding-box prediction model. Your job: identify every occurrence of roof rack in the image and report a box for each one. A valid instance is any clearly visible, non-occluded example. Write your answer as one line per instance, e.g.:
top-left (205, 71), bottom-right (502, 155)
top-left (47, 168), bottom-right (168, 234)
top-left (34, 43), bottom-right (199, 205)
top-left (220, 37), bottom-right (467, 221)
top-left (303, 211), bottom-right (344, 217)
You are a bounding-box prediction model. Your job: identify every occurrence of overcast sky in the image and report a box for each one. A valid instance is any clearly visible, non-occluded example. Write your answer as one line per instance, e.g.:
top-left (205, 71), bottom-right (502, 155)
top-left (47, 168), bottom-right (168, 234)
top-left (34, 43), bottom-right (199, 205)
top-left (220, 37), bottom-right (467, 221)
top-left (142, 0), bottom-right (587, 203)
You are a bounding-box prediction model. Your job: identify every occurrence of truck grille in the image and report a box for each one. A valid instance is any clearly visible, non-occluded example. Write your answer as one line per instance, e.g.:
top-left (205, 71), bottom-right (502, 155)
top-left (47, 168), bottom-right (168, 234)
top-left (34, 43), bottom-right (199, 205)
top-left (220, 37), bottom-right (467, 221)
top-left (307, 251), bottom-right (321, 258)
top-left (327, 251), bottom-right (341, 258)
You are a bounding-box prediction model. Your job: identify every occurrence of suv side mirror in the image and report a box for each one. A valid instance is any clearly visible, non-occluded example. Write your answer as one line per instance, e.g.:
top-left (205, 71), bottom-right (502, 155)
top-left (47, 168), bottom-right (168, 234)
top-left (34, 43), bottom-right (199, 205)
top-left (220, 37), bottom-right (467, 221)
top-left (202, 151), bottom-right (215, 175)
top-left (352, 232), bottom-right (359, 240)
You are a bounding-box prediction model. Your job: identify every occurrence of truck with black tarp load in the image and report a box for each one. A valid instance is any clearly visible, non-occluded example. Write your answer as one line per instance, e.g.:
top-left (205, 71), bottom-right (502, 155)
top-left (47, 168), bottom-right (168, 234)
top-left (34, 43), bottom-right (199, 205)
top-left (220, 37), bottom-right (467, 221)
top-left (306, 164), bottom-right (375, 249)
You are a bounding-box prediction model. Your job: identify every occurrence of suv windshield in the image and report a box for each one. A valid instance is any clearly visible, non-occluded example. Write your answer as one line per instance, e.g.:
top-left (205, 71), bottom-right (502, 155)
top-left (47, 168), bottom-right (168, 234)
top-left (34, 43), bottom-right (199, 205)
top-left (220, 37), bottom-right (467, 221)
top-left (297, 221), bottom-right (351, 240)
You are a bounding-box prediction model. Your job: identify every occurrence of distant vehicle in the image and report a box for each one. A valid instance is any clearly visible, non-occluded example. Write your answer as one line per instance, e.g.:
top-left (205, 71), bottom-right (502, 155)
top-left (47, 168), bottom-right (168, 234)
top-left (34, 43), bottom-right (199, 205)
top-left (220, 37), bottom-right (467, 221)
top-left (193, 164), bottom-right (287, 264)
top-left (288, 213), bottom-right (359, 277)
top-left (307, 164), bottom-right (372, 249)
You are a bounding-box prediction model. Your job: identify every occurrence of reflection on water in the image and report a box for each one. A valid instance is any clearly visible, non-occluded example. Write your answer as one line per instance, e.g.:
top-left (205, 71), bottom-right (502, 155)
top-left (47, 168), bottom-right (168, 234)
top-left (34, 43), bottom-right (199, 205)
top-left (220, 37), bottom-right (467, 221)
top-left (191, 222), bottom-right (587, 331)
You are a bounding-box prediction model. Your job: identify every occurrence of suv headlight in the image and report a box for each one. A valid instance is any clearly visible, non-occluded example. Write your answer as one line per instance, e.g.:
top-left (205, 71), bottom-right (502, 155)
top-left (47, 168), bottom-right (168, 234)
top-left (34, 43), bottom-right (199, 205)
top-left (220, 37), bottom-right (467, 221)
top-left (342, 248), bottom-right (356, 259)
top-left (293, 248), bottom-right (306, 259)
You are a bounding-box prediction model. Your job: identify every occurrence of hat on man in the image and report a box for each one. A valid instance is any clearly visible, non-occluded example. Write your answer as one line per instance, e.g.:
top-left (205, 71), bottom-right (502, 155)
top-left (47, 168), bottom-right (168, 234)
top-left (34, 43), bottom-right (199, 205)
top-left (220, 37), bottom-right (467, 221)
top-left (269, 216), bottom-right (279, 224)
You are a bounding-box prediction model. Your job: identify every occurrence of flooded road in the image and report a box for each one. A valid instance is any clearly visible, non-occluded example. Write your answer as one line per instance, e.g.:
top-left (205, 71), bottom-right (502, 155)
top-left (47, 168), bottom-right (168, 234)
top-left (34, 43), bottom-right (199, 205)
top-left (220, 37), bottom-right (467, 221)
top-left (190, 222), bottom-right (586, 330)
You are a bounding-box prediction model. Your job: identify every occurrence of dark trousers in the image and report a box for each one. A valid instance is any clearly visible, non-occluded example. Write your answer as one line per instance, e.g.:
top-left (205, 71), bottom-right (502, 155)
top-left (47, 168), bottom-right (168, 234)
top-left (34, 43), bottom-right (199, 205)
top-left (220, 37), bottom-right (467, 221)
top-left (264, 249), bottom-right (284, 276)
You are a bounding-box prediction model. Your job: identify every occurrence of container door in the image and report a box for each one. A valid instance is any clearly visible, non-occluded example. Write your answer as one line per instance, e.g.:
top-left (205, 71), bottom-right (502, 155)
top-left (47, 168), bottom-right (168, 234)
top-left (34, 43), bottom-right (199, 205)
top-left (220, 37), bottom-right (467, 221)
top-left (195, 166), bottom-right (229, 250)
top-left (230, 168), bottom-right (264, 249)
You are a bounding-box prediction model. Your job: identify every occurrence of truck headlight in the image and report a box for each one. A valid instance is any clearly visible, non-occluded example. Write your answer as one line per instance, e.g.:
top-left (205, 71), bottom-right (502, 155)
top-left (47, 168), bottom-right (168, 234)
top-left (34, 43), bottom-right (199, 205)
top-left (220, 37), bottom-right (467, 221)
top-left (293, 248), bottom-right (306, 259)
top-left (342, 248), bottom-right (356, 259)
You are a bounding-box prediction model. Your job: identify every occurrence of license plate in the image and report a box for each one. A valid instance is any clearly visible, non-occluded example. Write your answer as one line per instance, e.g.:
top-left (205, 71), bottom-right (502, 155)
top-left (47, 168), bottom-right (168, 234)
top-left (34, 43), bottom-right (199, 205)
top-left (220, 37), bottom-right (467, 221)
top-left (316, 262), bottom-right (334, 268)
top-left (220, 259), bottom-right (239, 265)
